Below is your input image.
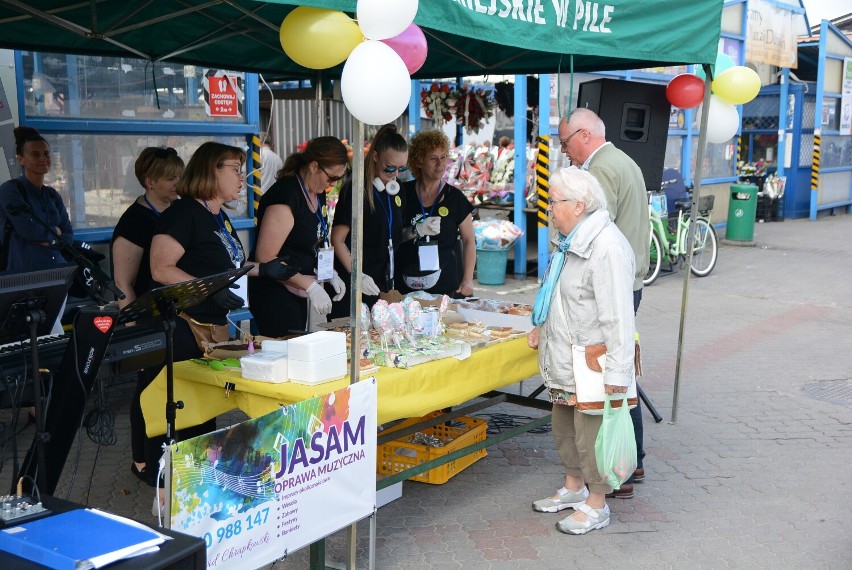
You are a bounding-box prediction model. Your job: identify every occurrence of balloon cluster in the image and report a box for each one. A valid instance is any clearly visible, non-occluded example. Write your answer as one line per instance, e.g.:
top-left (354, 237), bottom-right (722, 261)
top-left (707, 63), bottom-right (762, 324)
top-left (279, 1), bottom-right (428, 126)
top-left (665, 52), bottom-right (761, 144)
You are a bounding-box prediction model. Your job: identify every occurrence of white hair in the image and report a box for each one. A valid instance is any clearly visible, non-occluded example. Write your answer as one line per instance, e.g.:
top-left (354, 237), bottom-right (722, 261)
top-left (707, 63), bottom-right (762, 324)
top-left (566, 107), bottom-right (606, 138)
top-left (550, 167), bottom-right (608, 213)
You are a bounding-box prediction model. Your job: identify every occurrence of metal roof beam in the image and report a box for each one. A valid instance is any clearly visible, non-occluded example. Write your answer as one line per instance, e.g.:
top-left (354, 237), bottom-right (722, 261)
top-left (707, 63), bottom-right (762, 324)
top-left (0, 0), bottom-right (150, 59)
top-left (105, 0), bottom-right (224, 37)
top-left (222, 0), bottom-right (279, 33)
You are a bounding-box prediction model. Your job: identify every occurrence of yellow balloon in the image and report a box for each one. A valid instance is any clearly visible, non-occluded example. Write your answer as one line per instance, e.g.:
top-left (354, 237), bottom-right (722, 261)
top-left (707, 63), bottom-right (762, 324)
top-left (712, 66), bottom-right (761, 105)
top-left (279, 7), bottom-right (363, 70)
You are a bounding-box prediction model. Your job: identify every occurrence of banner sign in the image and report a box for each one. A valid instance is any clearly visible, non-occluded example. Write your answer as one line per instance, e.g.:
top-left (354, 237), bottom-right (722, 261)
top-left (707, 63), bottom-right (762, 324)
top-left (168, 379), bottom-right (377, 568)
top-left (746, 0), bottom-right (798, 68)
top-left (203, 69), bottom-right (244, 118)
top-left (840, 57), bottom-right (852, 136)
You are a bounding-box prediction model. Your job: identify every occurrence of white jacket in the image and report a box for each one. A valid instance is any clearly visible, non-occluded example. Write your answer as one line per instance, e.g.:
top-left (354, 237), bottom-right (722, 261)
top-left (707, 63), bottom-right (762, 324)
top-left (538, 209), bottom-right (636, 391)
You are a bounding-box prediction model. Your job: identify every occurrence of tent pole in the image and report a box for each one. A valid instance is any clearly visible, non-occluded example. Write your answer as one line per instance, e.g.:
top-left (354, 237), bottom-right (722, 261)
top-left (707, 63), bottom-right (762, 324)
top-left (671, 64), bottom-right (713, 424)
top-left (316, 71), bottom-right (324, 137)
top-left (349, 120), bottom-right (365, 383)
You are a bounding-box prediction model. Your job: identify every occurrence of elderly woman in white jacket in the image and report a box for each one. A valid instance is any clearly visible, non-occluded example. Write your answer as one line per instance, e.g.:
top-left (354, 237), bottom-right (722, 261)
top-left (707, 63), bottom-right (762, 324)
top-left (527, 167), bottom-right (636, 535)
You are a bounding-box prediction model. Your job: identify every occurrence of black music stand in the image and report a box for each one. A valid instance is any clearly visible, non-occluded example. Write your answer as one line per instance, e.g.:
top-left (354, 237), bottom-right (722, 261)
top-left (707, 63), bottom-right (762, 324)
top-left (118, 267), bottom-right (251, 441)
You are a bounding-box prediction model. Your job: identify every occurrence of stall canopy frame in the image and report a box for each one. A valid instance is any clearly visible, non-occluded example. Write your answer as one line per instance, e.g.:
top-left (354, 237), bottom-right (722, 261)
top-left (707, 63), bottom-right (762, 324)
top-left (0, 0), bottom-right (723, 79)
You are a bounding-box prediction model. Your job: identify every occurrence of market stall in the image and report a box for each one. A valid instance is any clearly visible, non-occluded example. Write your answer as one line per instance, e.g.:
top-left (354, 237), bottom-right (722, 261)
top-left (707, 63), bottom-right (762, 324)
top-left (141, 336), bottom-right (537, 435)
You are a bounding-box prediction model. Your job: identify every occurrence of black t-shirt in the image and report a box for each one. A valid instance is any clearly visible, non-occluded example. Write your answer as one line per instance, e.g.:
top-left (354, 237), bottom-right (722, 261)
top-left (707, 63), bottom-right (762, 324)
top-left (153, 198), bottom-right (245, 324)
top-left (397, 180), bottom-right (473, 294)
top-left (332, 181), bottom-right (405, 290)
top-left (112, 200), bottom-right (159, 299)
top-left (253, 175), bottom-right (327, 276)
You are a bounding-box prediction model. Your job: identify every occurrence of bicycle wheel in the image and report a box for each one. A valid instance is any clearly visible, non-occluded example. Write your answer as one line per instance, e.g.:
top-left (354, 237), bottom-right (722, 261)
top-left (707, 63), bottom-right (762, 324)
top-left (688, 218), bottom-right (717, 277)
top-left (644, 229), bottom-right (662, 286)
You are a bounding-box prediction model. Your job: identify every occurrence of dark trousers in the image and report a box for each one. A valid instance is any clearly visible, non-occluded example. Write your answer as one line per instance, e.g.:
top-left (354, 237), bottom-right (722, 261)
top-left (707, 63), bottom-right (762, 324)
top-left (627, 289), bottom-right (646, 481)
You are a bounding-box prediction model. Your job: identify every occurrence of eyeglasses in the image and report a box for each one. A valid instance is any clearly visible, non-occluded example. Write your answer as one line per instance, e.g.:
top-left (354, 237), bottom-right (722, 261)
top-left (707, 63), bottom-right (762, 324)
top-left (547, 198), bottom-right (572, 206)
top-left (320, 164), bottom-right (346, 183)
top-left (153, 147), bottom-right (178, 159)
top-left (383, 165), bottom-right (410, 174)
top-left (559, 128), bottom-right (585, 148)
top-left (219, 162), bottom-right (246, 178)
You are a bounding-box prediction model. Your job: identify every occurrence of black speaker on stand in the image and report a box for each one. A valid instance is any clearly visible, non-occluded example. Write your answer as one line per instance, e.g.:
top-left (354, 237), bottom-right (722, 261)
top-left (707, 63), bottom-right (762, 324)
top-left (577, 78), bottom-right (671, 192)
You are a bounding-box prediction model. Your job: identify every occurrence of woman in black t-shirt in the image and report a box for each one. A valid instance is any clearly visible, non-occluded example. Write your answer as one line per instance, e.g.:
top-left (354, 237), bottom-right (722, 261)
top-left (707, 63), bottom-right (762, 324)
top-left (113, 147), bottom-right (183, 307)
top-left (143, 143), bottom-right (294, 486)
top-left (248, 137), bottom-right (348, 336)
top-left (330, 125), bottom-right (408, 317)
top-left (397, 129), bottom-right (475, 296)
top-left (112, 146), bottom-right (183, 485)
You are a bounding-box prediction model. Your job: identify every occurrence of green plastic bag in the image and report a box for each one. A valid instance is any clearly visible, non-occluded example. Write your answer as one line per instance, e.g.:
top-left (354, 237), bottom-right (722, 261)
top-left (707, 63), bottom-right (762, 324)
top-left (594, 394), bottom-right (637, 489)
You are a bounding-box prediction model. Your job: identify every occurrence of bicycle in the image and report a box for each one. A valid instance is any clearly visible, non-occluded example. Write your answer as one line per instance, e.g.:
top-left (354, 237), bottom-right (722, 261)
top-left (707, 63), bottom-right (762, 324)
top-left (644, 188), bottom-right (718, 286)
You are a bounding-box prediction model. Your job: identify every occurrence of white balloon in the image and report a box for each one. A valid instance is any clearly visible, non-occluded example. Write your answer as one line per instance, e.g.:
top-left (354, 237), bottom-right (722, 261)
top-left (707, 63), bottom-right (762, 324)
top-left (357, 0), bottom-right (418, 40)
top-left (701, 94), bottom-right (740, 144)
top-left (342, 40), bottom-right (412, 125)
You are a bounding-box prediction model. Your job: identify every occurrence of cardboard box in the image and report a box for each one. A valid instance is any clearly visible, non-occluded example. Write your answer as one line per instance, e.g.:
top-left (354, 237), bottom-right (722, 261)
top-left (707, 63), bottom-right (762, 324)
top-left (379, 290), bottom-right (456, 311)
top-left (376, 479), bottom-right (403, 508)
top-left (455, 305), bottom-right (533, 332)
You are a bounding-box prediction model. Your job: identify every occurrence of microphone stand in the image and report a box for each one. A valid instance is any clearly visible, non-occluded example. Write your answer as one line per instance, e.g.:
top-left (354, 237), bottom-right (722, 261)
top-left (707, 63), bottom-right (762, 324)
top-left (8, 203), bottom-right (125, 303)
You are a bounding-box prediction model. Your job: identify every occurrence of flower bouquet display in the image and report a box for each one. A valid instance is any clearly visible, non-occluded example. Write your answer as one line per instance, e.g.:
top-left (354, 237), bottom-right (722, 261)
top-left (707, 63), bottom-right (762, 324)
top-left (455, 86), bottom-right (495, 135)
top-left (472, 219), bottom-right (524, 250)
top-left (421, 83), bottom-right (459, 126)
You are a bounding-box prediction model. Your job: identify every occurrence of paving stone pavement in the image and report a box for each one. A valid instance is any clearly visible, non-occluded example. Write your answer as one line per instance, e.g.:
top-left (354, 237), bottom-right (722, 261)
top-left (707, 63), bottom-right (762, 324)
top-left (2, 214), bottom-right (850, 569)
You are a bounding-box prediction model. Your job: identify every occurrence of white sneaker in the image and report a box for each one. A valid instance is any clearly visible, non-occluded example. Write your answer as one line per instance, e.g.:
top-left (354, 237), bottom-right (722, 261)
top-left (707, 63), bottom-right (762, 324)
top-left (556, 502), bottom-right (610, 535)
top-left (532, 486), bottom-right (590, 513)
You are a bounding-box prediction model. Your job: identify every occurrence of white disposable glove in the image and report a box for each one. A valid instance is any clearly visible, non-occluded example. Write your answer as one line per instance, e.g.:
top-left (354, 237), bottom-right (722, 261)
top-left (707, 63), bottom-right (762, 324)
top-left (415, 216), bottom-right (442, 237)
top-left (306, 281), bottom-right (332, 315)
top-left (330, 271), bottom-right (346, 301)
top-left (361, 274), bottom-right (381, 296)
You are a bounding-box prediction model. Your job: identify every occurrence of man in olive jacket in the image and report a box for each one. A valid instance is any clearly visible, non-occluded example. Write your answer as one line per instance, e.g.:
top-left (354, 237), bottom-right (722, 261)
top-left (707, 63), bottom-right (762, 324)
top-left (559, 107), bottom-right (649, 499)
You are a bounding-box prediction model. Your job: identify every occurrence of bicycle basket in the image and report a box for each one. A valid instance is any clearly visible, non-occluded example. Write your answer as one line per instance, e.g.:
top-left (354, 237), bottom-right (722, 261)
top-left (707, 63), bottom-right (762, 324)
top-left (648, 190), bottom-right (668, 218)
top-left (697, 195), bottom-right (715, 213)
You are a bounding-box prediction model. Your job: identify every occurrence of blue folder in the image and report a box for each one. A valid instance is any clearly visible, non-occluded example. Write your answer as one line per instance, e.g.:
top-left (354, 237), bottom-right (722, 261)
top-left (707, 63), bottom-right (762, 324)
top-left (0, 508), bottom-right (166, 570)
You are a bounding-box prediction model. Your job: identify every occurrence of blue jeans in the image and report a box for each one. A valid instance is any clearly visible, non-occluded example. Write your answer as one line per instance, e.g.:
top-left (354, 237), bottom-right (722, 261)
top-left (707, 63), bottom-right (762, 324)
top-left (626, 289), bottom-right (645, 482)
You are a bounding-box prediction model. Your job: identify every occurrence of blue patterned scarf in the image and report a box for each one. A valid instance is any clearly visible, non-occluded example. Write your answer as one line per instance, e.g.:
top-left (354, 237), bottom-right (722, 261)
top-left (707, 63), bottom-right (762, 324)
top-left (531, 217), bottom-right (591, 327)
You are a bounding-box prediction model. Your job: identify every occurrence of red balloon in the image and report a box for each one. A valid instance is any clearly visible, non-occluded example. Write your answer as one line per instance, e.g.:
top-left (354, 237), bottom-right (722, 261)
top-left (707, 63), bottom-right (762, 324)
top-left (381, 23), bottom-right (427, 75)
top-left (666, 73), bottom-right (705, 109)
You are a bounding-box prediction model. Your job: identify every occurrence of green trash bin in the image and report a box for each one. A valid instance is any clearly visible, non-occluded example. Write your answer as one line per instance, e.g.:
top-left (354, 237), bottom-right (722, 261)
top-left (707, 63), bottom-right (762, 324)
top-left (726, 184), bottom-right (758, 242)
top-left (476, 248), bottom-right (509, 285)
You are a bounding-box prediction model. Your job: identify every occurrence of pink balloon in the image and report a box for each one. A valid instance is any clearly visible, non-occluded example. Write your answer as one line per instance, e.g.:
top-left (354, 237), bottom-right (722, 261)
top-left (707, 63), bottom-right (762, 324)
top-left (381, 23), bottom-right (427, 75)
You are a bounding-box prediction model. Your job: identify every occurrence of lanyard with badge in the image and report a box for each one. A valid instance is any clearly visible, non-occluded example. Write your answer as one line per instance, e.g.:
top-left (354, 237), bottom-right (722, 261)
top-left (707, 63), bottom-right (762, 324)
top-left (297, 174), bottom-right (334, 281)
top-left (373, 186), bottom-right (399, 288)
top-left (205, 200), bottom-right (242, 268)
top-left (415, 182), bottom-right (444, 272)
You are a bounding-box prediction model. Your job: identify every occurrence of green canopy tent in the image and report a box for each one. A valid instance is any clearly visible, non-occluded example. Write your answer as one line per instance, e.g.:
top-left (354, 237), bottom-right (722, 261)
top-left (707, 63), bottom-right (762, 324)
top-left (0, 1), bottom-right (722, 78)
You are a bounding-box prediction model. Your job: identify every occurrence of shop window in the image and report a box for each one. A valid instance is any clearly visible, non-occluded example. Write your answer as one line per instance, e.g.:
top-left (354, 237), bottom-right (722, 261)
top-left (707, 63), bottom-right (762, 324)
top-left (692, 140), bottom-right (736, 180)
top-left (21, 51), bottom-right (246, 123)
top-left (31, 134), bottom-right (248, 229)
top-left (664, 136), bottom-right (682, 170)
top-left (820, 135), bottom-right (852, 170)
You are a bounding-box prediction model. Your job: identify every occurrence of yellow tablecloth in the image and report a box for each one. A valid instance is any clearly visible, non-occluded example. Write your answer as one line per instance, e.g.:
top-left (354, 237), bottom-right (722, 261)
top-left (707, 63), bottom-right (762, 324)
top-left (141, 336), bottom-right (539, 437)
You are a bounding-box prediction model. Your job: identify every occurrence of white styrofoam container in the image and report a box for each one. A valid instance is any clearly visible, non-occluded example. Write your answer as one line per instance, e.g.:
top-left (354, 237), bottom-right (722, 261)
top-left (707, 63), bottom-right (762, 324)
top-left (288, 352), bottom-right (347, 385)
top-left (288, 331), bottom-right (346, 362)
top-left (455, 306), bottom-right (533, 332)
top-left (261, 339), bottom-right (288, 354)
top-left (241, 352), bottom-right (289, 383)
